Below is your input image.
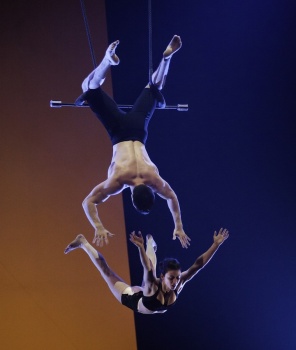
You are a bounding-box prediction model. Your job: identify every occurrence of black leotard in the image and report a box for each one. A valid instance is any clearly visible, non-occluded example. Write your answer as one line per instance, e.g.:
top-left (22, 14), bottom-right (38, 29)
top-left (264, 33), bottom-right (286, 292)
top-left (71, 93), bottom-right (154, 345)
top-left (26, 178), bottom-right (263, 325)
top-left (121, 284), bottom-right (178, 313)
top-left (142, 283), bottom-right (178, 312)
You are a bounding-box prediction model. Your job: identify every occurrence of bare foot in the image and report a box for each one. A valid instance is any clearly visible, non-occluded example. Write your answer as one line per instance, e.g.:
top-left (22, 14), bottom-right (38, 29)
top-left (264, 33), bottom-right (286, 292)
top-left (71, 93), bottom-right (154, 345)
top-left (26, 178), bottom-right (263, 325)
top-left (146, 234), bottom-right (157, 252)
top-left (105, 40), bottom-right (120, 65)
top-left (64, 234), bottom-right (87, 254)
top-left (163, 35), bottom-right (182, 59)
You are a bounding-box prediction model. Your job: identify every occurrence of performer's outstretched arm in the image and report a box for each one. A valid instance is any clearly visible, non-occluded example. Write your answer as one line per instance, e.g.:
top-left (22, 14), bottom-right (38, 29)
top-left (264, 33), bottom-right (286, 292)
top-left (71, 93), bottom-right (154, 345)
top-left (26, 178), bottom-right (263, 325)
top-left (129, 231), bottom-right (157, 287)
top-left (82, 178), bottom-right (125, 246)
top-left (155, 179), bottom-right (191, 249)
top-left (181, 228), bottom-right (229, 285)
top-left (129, 232), bottom-right (151, 270)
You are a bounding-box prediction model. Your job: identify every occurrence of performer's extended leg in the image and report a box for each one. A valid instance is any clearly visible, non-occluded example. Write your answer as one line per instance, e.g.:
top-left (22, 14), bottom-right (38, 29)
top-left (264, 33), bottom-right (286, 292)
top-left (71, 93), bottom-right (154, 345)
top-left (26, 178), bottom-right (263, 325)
top-left (82, 40), bottom-right (120, 92)
top-left (64, 234), bottom-right (129, 303)
top-left (146, 234), bottom-right (157, 271)
top-left (150, 35), bottom-right (182, 90)
top-left (76, 41), bottom-right (125, 133)
top-left (140, 234), bottom-right (157, 287)
top-left (127, 36), bottom-right (182, 141)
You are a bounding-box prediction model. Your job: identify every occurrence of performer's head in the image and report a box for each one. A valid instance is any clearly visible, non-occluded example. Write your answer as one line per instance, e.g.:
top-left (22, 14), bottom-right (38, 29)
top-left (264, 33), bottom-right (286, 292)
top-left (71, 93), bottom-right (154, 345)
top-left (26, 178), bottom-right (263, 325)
top-left (158, 258), bottom-right (182, 290)
top-left (132, 184), bottom-right (155, 214)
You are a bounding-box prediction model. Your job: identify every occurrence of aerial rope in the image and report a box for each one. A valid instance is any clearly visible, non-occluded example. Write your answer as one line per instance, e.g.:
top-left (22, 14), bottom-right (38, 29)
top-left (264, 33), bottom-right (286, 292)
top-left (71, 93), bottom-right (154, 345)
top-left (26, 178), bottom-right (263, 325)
top-left (148, 0), bottom-right (153, 84)
top-left (80, 0), bottom-right (97, 69)
top-left (50, 0), bottom-right (188, 111)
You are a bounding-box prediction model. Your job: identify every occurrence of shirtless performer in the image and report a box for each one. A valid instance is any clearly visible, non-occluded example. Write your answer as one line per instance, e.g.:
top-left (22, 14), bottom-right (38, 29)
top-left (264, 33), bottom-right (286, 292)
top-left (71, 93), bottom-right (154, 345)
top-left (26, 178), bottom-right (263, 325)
top-left (79, 35), bottom-right (190, 248)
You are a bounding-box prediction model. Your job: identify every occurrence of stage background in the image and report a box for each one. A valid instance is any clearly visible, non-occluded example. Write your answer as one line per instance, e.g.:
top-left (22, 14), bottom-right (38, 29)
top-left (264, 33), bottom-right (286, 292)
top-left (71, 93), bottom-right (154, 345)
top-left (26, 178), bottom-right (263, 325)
top-left (1, 1), bottom-right (295, 349)
top-left (0, 1), bottom-right (136, 349)
top-left (105, 1), bottom-right (296, 349)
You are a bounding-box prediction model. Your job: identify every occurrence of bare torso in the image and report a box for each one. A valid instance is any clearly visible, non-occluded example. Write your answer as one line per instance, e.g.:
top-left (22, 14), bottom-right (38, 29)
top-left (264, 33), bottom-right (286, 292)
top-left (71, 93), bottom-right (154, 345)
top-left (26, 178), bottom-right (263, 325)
top-left (108, 141), bottom-right (162, 189)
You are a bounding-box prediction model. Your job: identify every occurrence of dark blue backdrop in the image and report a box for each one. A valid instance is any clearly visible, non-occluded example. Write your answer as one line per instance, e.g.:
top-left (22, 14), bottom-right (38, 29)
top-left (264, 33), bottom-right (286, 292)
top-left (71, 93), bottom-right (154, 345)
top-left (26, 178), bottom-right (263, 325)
top-left (106, 1), bottom-right (296, 349)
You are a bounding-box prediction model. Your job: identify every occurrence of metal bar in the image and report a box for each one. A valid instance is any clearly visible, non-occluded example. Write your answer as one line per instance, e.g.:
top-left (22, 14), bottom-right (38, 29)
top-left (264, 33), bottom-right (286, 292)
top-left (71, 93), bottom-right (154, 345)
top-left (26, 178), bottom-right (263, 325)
top-left (50, 100), bottom-right (188, 111)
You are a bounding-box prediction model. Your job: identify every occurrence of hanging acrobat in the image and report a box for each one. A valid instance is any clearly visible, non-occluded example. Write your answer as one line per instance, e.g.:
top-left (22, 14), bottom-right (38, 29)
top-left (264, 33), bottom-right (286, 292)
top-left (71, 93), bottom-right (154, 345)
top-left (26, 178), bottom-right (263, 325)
top-left (79, 35), bottom-right (191, 249)
top-left (51, 0), bottom-right (190, 248)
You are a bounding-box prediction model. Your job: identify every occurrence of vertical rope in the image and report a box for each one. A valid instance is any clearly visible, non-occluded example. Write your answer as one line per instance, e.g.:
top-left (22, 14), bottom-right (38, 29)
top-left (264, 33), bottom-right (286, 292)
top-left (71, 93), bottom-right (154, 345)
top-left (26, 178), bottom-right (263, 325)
top-left (80, 0), bottom-right (97, 69)
top-left (148, 0), bottom-right (153, 83)
top-left (80, 0), bottom-right (153, 78)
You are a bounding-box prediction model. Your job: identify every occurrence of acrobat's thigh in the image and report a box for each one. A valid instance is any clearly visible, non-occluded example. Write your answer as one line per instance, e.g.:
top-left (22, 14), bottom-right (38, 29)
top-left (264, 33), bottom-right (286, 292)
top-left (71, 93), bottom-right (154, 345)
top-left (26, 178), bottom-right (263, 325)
top-left (85, 87), bottom-right (126, 129)
top-left (129, 87), bottom-right (157, 124)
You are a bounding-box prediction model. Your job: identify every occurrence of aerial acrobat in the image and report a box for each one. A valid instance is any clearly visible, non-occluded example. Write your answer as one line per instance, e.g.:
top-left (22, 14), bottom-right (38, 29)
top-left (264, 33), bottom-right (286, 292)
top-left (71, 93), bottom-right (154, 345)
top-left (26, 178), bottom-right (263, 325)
top-left (50, 0), bottom-right (190, 248)
top-left (64, 228), bottom-right (229, 314)
top-left (75, 35), bottom-right (191, 248)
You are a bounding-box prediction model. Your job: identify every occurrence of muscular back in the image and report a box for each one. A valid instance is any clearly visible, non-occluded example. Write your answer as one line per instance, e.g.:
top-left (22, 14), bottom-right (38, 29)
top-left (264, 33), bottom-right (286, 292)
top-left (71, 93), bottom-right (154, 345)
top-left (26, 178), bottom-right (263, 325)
top-left (108, 141), bottom-right (161, 186)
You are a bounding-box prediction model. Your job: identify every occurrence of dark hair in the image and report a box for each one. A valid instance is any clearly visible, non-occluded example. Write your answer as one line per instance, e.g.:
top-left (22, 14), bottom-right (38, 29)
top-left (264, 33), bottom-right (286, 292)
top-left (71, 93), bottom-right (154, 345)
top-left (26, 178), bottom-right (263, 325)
top-left (158, 258), bottom-right (181, 275)
top-left (132, 184), bottom-right (155, 215)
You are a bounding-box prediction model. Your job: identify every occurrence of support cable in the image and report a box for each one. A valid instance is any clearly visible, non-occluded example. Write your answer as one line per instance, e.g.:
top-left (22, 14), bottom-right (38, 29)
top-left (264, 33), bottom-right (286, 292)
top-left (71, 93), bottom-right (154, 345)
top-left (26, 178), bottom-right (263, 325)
top-left (80, 0), bottom-right (97, 69)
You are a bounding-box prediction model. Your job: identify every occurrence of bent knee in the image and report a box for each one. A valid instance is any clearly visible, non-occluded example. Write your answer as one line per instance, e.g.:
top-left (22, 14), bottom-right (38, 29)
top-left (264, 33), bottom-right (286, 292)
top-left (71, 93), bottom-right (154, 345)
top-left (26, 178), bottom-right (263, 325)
top-left (81, 78), bottom-right (89, 93)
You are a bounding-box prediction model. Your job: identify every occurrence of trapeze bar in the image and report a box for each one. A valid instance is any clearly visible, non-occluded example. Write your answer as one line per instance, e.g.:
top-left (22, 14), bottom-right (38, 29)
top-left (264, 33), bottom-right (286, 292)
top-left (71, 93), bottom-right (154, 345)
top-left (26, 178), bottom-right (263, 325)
top-left (50, 100), bottom-right (188, 111)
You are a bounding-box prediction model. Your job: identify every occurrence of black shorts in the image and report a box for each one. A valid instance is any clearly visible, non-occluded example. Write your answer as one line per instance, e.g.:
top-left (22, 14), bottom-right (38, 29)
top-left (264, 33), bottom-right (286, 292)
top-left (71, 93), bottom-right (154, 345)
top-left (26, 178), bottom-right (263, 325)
top-left (121, 291), bottom-right (143, 312)
top-left (84, 87), bottom-right (158, 145)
